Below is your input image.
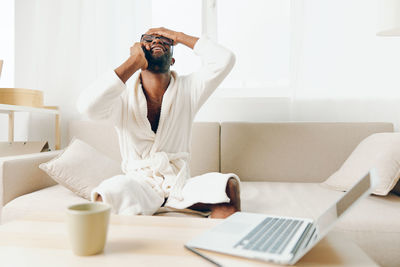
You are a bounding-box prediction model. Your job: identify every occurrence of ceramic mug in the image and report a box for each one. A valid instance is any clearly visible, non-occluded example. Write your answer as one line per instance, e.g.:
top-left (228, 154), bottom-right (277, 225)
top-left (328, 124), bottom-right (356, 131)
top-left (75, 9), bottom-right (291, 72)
top-left (66, 202), bottom-right (111, 256)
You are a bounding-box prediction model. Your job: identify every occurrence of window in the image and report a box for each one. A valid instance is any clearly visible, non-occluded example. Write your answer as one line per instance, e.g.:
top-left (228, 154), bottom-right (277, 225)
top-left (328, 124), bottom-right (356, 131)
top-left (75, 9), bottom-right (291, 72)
top-left (151, 0), bottom-right (202, 76)
top-left (216, 0), bottom-right (291, 96)
top-left (151, 0), bottom-right (293, 96)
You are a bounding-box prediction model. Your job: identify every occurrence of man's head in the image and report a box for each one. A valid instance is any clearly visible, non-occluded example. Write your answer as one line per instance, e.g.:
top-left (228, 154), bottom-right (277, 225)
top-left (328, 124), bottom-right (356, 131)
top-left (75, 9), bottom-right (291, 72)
top-left (141, 34), bottom-right (175, 73)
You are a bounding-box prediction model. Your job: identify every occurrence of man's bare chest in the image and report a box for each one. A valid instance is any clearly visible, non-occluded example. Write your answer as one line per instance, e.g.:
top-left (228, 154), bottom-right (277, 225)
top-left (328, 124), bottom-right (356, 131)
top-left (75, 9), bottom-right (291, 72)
top-left (147, 101), bottom-right (161, 133)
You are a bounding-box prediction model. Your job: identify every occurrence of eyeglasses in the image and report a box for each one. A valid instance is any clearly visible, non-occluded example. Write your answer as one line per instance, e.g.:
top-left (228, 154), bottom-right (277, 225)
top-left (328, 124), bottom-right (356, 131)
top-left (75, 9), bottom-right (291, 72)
top-left (141, 34), bottom-right (174, 46)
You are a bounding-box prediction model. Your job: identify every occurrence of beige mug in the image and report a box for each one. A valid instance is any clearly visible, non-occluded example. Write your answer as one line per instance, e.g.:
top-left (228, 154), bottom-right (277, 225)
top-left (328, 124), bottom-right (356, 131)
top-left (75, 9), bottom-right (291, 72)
top-left (66, 202), bottom-right (111, 256)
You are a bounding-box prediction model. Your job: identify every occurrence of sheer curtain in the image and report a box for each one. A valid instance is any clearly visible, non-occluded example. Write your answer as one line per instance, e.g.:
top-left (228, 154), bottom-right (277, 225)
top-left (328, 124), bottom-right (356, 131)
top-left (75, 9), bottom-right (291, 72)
top-left (14, 0), bottom-right (150, 148)
top-left (291, 0), bottom-right (400, 129)
top-left (0, 0), bottom-right (15, 141)
top-left (12, 0), bottom-right (400, 146)
top-left (0, 0), bottom-right (14, 88)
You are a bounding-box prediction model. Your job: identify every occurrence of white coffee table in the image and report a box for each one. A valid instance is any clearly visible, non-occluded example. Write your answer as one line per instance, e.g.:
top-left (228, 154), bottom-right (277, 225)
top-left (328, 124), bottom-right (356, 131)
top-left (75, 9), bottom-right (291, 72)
top-left (0, 213), bottom-right (378, 267)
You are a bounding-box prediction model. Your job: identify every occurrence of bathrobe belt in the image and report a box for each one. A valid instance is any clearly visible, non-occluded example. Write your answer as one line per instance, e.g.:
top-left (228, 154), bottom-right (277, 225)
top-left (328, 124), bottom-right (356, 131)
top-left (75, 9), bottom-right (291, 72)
top-left (126, 151), bottom-right (190, 201)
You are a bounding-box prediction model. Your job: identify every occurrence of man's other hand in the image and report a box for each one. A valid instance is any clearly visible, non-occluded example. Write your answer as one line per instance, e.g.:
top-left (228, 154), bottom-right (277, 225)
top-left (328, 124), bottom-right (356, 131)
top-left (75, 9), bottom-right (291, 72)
top-left (115, 42), bottom-right (148, 83)
top-left (130, 42), bottom-right (148, 70)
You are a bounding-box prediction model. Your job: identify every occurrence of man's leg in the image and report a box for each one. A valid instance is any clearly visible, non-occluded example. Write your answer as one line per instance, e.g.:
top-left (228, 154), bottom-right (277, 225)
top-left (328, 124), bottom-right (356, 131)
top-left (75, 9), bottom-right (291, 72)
top-left (211, 178), bottom-right (241, 218)
top-left (189, 178), bottom-right (241, 219)
top-left (91, 175), bottom-right (164, 215)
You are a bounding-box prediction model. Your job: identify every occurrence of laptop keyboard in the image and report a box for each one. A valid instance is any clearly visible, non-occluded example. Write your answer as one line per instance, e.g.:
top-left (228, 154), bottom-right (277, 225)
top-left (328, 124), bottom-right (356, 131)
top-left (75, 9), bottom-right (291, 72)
top-left (234, 217), bottom-right (307, 255)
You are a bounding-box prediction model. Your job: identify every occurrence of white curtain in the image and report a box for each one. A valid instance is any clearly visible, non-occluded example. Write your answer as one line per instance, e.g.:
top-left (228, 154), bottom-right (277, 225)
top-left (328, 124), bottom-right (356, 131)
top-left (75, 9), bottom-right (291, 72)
top-left (288, 0), bottom-right (400, 130)
top-left (294, 0), bottom-right (400, 99)
top-left (14, 0), bottom-right (151, 148)
top-left (12, 0), bottom-right (400, 146)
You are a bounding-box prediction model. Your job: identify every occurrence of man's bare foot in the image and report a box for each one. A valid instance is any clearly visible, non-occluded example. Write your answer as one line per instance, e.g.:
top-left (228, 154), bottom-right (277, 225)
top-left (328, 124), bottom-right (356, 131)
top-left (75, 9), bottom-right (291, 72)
top-left (210, 178), bottom-right (241, 219)
top-left (188, 178), bottom-right (241, 219)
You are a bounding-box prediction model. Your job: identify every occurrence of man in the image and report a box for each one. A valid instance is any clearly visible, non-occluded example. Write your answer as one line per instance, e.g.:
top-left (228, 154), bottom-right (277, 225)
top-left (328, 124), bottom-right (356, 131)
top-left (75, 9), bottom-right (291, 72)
top-left (77, 27), bottom-right (239, 218)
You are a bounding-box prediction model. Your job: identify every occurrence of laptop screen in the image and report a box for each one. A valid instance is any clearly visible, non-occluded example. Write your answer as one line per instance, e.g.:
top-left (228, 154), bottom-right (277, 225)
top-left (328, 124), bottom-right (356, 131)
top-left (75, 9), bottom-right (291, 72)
top-left (316, 171), bottom-right (376, 237)
top-left (336, 173), bottom-right (371, 217)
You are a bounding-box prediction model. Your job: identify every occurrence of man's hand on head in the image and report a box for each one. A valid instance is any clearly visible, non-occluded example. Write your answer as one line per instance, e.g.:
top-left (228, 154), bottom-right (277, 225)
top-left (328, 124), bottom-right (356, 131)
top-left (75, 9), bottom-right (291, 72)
top-left (145, 27), bottom-right (180, 46)
top-left (146, 27), bottom-right (199, 50)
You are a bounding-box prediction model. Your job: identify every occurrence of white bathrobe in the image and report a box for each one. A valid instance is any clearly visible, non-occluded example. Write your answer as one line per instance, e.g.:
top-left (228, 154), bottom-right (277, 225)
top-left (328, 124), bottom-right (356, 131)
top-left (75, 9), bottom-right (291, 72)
top-left (77, 37), bottom-right (238, 215)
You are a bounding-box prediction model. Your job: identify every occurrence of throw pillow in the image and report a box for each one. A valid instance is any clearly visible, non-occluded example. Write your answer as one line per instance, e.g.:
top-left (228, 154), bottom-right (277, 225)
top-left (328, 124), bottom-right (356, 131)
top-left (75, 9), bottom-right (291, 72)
top-left (323, 133), bottom-right (400, 196)
top-left (39, 138), bottom-right (122, 200)
top-left (392, 180), bottom-right (400, 196)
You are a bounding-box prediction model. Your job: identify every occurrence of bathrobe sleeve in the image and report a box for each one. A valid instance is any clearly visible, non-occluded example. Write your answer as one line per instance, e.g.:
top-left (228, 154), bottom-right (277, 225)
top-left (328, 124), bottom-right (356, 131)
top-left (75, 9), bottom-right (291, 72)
top-left (76, 70), bottom-right (126, 123)
top-left (185, 37), bottom-right (236, 114)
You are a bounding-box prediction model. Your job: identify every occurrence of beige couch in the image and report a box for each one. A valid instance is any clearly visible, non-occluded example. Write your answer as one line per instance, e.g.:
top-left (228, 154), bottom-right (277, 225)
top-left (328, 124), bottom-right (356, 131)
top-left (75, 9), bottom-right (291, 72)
top-left (1, 121), bottom-right (399, 266)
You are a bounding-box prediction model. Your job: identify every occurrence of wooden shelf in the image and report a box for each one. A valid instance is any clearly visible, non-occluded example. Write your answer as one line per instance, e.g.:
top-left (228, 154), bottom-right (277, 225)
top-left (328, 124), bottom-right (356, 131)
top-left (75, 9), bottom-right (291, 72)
top-left (0, 88), bottom-right (43, 107)
top-left (0, 104), bottom-right (59, 114)
top-left (0, 104), bottom-right (61, 150)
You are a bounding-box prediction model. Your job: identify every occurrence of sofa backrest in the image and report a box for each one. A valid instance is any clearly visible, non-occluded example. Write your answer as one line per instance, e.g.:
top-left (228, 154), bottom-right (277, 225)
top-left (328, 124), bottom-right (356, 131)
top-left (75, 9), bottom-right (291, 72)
top-left (68, 121), bottom-right (220, 177)
top-left (70, 121), bottom-right (394, 183)
top-left (221, 122), bottom-right (394, 182)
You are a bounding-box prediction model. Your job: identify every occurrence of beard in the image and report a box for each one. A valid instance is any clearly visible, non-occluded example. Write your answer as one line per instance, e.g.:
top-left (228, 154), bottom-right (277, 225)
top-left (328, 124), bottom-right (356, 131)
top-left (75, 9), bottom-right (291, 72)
top-left (143, 47), bottom-right (173, 73)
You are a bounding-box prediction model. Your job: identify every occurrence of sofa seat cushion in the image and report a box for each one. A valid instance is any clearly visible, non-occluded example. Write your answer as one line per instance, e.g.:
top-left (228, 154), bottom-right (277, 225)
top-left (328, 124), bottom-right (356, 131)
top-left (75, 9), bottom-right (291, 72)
top-left (1, 185), bottom-right (208, 223)
top-left (2, 185), bottom-right (88, 223)
top-left (4, 182), bottom-right (399, 230)
top-left (241, 182), bottom-right (342, 219)
top-left (241, 181), bottom-right (400, 267)
top-left (240, 181), bottom-right (400, 231)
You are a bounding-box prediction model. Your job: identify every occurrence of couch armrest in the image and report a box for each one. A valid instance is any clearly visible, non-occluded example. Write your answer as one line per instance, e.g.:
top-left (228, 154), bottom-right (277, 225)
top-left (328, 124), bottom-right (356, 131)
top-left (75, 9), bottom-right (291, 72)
top-left (0, 151), bottom-right (61, 206)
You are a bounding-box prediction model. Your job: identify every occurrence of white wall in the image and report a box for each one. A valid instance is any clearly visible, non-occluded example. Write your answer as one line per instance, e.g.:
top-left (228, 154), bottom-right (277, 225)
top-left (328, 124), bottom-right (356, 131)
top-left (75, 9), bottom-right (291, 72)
top-left (0, 0), bottom-right (19, 142)
top-left (0, 0), bottom-right (30, 142)
top-left (9, 0), bottom-right (400, 149)
top-left (14, 0), bottom-right (151, 148)
top-left (0, 0), bottom-right (14, 88)
top-left (195, 97), bottom-right (292, 122)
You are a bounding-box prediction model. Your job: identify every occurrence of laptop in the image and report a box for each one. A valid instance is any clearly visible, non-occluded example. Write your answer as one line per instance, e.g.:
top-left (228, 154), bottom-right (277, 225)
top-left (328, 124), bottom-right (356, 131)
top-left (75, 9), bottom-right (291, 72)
top-left (186, 170), bottom-right (379, 265)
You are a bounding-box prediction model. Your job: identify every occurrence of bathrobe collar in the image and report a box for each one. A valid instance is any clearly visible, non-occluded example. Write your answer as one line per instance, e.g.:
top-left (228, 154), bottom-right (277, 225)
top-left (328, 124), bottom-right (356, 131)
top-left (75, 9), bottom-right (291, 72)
top-left (132, 71), bottom-right (178, 151)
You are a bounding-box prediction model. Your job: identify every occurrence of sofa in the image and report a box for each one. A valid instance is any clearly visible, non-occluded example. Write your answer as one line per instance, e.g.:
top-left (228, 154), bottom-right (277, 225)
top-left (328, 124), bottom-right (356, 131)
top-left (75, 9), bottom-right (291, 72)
top-left (1, 121), bottom-right (399, 266)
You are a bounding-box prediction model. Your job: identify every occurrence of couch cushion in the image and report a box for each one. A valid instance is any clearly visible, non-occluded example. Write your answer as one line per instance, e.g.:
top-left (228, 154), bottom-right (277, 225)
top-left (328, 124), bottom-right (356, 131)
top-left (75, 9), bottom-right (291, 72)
top-left (241, 181), bottom-right (400, 267)
top-left (6, 182), bottom-right (399, 231)
top-left (190, 122), bottom-right (220, 176)
top-left (1, 185), bottom-right (88, 224)
top-left (221, 122), bottom-right (394, 182)
top-left (241, 182), bottom-right (400, 230)
top-left (1, 185), bottom-right (209, 223)
top-left (324, 133), bottom-right (400, 196)
top-left (241, 182), bottom-right (342, 219)
top-left (69, 121), bottom-right (121, 162)
top-left (68, 121), bottom-right (220, 177)
top-left (39, 139), bottom-right (122, 200)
